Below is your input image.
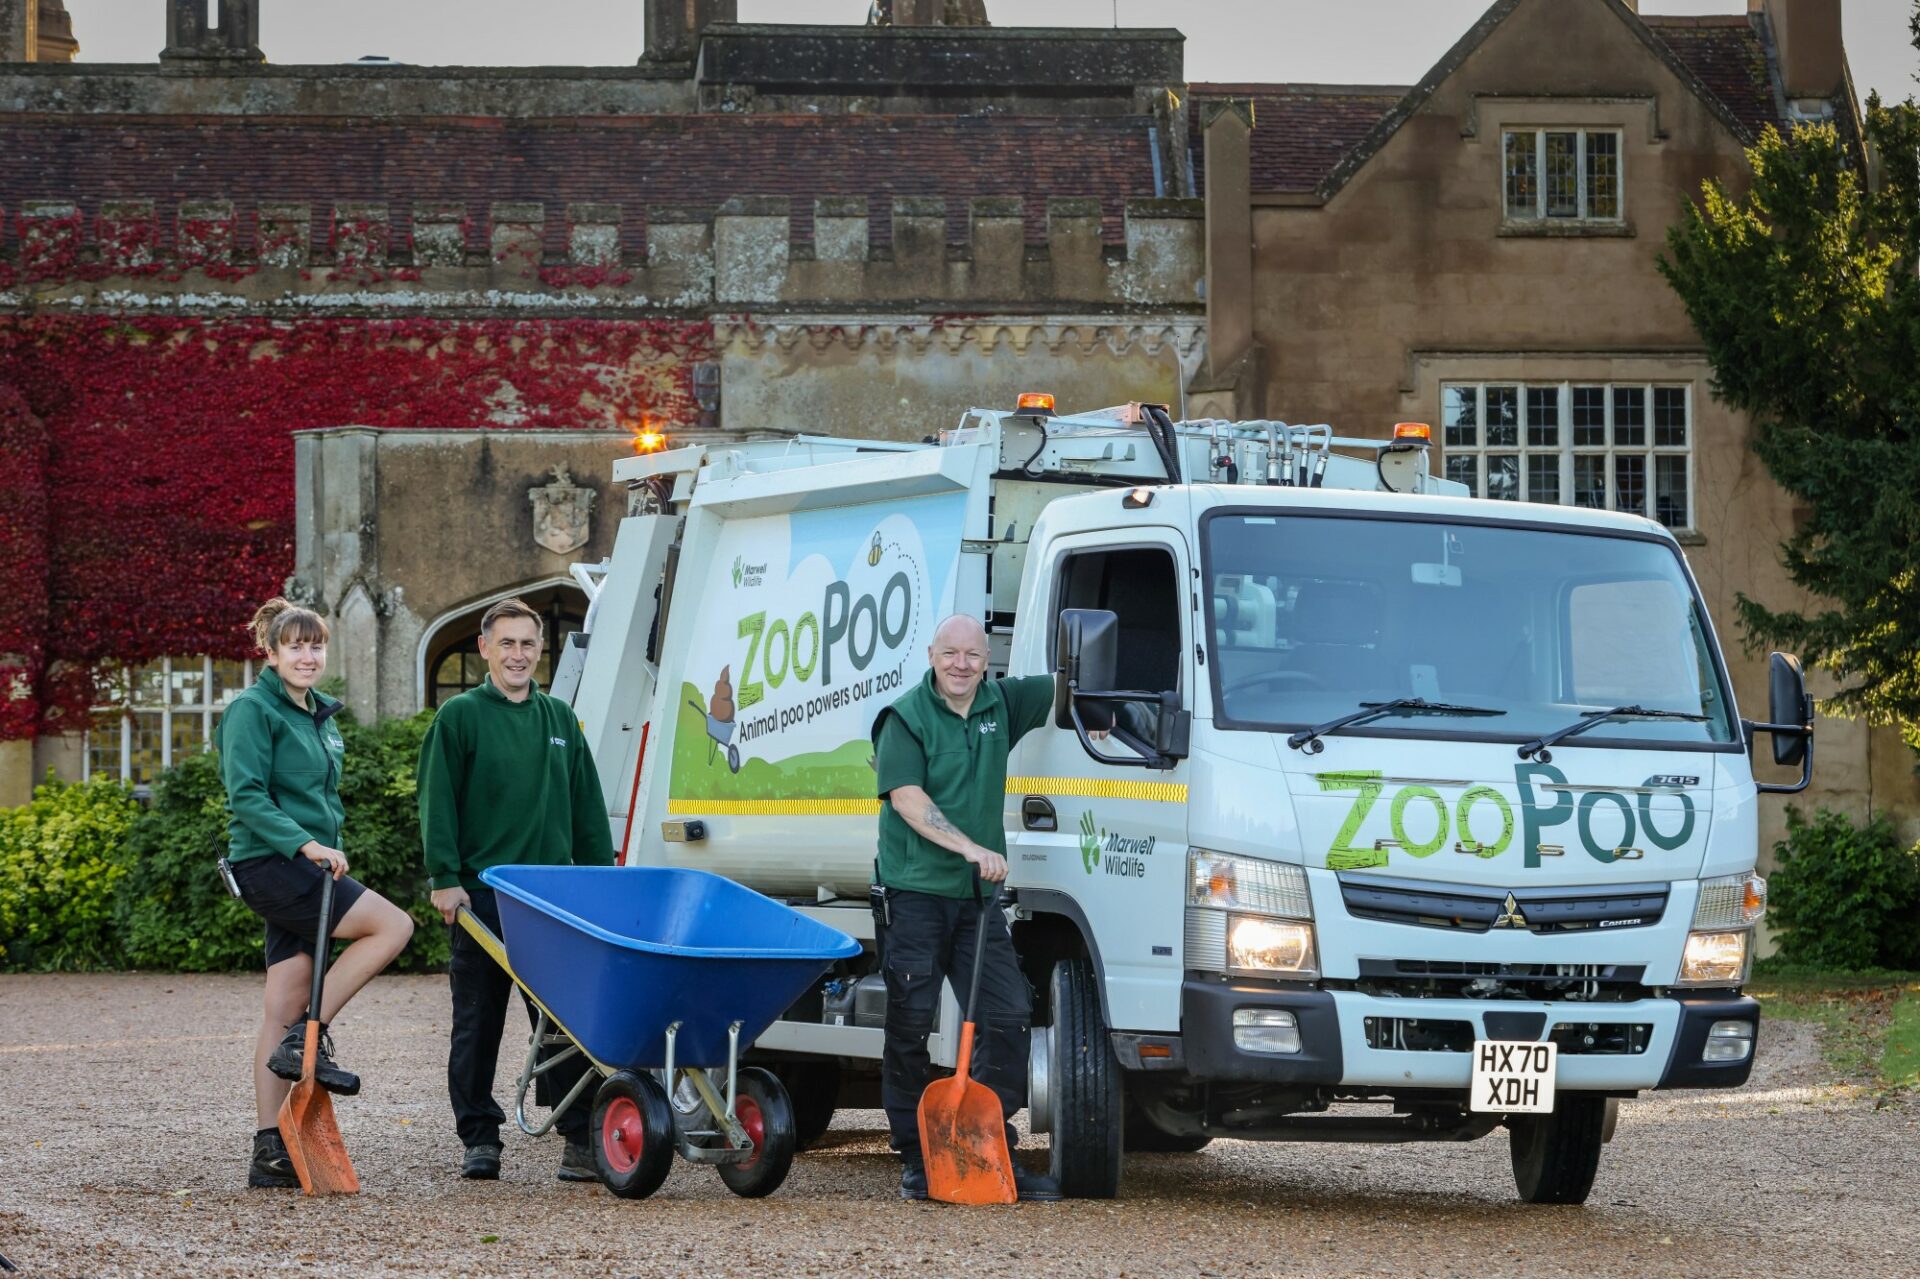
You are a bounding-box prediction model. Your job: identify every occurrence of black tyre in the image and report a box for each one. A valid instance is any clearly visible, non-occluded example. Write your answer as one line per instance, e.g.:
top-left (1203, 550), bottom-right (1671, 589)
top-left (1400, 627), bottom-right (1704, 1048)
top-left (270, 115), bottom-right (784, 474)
top-left (1509, 1094), bottom-right (1607, 1204)
top-left (591, 1070), bottom-right (674, 1200)
top-left (716, 1067), bottom-right (798, 1198)
top-left (1047, 957), bottom-right (1123, 1198)
top-left (1123, 1098), bottom-right (1212, 1154)
top-left (771, 1059), bottom-right (840, 1151)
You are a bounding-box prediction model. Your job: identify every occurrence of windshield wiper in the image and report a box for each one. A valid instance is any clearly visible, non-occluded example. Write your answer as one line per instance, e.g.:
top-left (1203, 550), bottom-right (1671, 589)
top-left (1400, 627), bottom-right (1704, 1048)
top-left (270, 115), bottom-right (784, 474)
top-left (1288, 697), bottom-right (1506, 755)
top-left (1517, 705), bottom-right (1709, 762)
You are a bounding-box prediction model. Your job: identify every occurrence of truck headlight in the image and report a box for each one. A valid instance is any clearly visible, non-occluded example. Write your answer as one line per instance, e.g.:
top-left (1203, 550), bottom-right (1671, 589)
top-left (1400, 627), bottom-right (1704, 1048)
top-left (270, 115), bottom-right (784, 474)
top-left (1191, 850), bottom-right (1313, 916)
top-left (1677, 930), bottom-right (1749, 986)
top-left (1186, 851), bottom-right (1317, 979)
top-left (1693, 872), bottom-right (1767, 930)
top-left (1228, 916), bottom-right (1317, 976)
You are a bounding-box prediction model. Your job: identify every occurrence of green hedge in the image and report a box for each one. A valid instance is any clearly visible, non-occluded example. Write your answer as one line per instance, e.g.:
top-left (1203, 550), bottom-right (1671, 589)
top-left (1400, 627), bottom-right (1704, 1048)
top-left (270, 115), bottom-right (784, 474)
top-left (1767, 807), bottom-right (1920, 972)
top-left (2, 710), bottom-right (448, 973)
top-left (0, 775), bottom-right (142, 970)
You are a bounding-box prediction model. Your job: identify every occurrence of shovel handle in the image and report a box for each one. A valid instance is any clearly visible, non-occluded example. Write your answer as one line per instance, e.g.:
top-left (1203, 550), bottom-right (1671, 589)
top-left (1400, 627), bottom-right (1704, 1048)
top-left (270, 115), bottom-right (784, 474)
top-left (961, 872), bottom-right (1001, 1030)
top-left (305, 869), bottom-right (336, 1037)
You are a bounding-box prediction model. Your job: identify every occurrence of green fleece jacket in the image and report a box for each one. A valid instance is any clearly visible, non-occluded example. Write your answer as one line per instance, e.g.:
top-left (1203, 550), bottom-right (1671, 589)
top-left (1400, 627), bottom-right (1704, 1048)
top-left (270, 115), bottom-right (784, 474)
top-left (417, 677), bottom-right (614, 892)
top-left (215, 666), bottom-right (346, 864)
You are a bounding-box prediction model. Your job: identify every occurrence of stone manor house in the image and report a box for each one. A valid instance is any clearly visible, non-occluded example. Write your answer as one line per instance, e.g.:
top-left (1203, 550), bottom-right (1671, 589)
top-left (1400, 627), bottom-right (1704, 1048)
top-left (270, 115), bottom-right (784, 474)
top-left (1, 0), bottom-right (1912, 852)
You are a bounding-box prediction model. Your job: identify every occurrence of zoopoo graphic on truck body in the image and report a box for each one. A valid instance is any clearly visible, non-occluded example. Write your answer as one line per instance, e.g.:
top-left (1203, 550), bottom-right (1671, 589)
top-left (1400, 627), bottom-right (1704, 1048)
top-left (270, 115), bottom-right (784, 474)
top-left (668, 492), bottom-right (967, 815)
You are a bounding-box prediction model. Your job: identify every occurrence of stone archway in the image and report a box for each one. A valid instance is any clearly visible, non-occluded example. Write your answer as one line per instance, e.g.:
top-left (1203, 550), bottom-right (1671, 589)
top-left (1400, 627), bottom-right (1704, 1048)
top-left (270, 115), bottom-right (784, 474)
top-left (417, 580), bottom-right (587, 708)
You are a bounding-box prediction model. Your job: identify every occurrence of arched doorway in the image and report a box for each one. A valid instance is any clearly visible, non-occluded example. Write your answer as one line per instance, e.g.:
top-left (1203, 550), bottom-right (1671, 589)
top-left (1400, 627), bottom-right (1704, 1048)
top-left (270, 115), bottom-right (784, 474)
top-left (421, 583), bottom-right (588, 708)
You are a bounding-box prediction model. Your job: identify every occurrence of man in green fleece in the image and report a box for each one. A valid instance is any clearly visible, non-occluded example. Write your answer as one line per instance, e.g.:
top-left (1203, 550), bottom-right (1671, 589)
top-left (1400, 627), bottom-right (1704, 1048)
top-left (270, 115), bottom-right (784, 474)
top-left (417, 597), bottom-right (614, 1183)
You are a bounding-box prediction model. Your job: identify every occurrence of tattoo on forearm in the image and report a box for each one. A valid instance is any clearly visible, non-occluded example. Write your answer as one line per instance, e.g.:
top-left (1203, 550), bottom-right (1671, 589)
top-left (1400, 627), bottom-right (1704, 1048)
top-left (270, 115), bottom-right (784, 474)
top-left (923, 801), bottom-right (961, 837)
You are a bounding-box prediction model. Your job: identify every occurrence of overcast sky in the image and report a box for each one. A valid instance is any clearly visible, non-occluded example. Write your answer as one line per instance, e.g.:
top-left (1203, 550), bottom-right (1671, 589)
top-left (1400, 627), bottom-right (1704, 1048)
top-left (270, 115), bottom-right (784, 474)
top-left (59, 0), bottom-right (1920, 105)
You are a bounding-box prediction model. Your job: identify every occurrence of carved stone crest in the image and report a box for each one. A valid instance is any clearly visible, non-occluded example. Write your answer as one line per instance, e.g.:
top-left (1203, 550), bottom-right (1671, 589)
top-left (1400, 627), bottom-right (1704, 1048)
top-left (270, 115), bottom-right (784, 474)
top-left (530, 465), bottom-right (595, 555)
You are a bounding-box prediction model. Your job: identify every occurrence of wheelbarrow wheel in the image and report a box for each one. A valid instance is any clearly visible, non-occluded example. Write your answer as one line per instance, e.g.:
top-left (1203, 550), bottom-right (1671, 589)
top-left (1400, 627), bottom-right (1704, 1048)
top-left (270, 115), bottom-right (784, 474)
top-left (716, 1067), bottom-right (797, 1198)
top-left (592, 1071), bottom-right (673, 1200)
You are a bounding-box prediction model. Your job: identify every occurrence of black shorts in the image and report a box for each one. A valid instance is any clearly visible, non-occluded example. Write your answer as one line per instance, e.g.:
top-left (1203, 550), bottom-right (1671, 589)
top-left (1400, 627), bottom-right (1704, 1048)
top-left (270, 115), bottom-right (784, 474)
top-left (230, 854), bottom-right (368, 968)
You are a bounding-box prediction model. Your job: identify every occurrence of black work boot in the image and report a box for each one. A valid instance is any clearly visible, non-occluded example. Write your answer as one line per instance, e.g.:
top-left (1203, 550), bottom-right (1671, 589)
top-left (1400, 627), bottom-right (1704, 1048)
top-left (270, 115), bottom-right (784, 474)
top-left (557, 1137), bottom-right (598, 1182)
top-left (1013, 1164), bottom-right (1063, 1203)
top-left (266, 1018), bottom-right (361, 1096)
top-left (898, 1161), bottom-right (928, 1201)
top-left (249, 1128), bottom-right (299, 1189)
top-left (462, 1143), bottom-right (502, 1180)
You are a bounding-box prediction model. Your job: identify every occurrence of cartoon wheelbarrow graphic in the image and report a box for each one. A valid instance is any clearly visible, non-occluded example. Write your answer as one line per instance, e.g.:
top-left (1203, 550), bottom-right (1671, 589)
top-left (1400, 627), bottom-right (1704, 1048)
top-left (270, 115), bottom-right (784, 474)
top-left (689, 666), bottom-right (743, 774)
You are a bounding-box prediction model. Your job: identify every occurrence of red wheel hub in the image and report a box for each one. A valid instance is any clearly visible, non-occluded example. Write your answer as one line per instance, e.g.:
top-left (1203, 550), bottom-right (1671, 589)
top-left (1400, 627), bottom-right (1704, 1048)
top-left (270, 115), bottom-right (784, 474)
top-left (601, 1096), bottom-right (644, 1175)
top-left (735, 1096), bottom-right (764, 1169)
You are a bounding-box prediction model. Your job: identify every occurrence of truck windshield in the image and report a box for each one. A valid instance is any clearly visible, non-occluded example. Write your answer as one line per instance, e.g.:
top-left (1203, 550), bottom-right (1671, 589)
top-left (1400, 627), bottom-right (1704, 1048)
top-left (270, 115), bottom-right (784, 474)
top-left (1203, 513), bottom-right (1738, 749)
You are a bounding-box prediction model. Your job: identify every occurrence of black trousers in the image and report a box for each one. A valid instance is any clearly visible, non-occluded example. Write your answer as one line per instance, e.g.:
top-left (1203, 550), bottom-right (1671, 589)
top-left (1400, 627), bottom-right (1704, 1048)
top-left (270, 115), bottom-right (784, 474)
top-left (447, 887), bottom-right (590, 1147)
top-left (879, 888), bottom-right (1032, 1163)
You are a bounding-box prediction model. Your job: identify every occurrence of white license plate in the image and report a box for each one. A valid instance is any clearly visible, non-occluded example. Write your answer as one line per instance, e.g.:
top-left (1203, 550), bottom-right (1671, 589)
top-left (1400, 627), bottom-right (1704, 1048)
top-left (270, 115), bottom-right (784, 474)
top-left (1469, 1039), bottom-right (1557, 1113)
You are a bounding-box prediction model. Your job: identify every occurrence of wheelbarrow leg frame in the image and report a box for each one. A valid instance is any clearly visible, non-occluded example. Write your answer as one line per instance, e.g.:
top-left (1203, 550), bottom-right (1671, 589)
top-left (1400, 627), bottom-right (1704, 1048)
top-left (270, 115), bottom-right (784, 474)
top-left (457, 906), bottom-right (759, 1164)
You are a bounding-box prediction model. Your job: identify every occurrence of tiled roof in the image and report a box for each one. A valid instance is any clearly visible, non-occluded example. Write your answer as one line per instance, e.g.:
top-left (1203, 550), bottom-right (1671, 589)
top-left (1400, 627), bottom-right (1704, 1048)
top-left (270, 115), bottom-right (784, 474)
top-left (1644, 16), bottom-right (1783, 140)
top-left (0, 113), bottom-right (1160, 252)
top-left (1188, 84), bottom-right (1405, 194)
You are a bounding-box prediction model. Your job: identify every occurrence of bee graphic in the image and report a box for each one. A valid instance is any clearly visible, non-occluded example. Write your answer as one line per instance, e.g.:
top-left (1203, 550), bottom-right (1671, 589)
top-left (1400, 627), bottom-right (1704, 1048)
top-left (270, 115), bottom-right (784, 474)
top-left (868, 533), bottom-right (883, 567)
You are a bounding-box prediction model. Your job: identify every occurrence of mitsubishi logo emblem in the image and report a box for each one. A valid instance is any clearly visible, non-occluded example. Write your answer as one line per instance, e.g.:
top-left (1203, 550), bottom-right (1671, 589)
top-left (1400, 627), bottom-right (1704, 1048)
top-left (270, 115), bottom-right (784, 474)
top-left (1492, 892), bottom-right (1529, 930)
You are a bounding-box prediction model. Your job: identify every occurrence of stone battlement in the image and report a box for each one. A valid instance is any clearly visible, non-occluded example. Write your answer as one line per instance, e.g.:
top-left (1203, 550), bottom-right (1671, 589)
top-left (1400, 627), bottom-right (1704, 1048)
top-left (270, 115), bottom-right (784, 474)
top-left (0, 195), bottom-right (1202, 313)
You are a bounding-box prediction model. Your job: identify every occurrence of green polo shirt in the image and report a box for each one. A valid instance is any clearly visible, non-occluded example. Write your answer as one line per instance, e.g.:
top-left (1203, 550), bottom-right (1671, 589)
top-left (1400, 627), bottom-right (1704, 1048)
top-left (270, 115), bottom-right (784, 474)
top-left (871, 669), bottom-right (1055, 899)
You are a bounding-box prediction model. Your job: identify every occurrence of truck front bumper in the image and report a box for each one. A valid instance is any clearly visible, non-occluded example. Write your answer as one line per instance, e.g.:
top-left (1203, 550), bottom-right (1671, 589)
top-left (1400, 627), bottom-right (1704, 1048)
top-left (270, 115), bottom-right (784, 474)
top-left (1179, 979), bottom-right (1759, 1093)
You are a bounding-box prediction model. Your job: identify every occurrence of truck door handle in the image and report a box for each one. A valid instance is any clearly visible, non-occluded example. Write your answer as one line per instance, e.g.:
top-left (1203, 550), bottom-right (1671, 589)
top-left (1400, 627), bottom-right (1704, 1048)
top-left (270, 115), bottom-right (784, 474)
top-left (1021, 796), bottom-right (1057, 831)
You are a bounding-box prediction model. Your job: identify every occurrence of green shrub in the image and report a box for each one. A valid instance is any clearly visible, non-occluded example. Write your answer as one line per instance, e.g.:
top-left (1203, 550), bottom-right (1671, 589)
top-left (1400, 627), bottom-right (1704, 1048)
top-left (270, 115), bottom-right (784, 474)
top-left (113, 749), bottom-right (262, 971)
top-left (114, 709), bottom-right (448, 972)
top-left (335, 709), bottom-right (447, 970)
top-left (1767, 807), bottom-right (1920, 972)
top-left (0, 773), bottom-right (141, 970)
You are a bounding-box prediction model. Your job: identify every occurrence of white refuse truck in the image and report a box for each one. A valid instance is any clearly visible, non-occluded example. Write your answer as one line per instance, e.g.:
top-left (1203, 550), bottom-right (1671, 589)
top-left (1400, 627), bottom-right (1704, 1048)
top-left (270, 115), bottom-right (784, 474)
top-left (559, 398), bottom-right (1813, 1203)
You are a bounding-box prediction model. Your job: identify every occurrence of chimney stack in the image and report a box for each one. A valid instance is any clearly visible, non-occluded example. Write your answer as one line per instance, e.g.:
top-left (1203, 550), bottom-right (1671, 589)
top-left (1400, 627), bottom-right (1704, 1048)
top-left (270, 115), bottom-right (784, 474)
top-left (644, 0), bottom-right (737, 63)
top-left (1765, 0), bottom-right (1845, 102)
top-left (161, 0), bottom-right (263, 63)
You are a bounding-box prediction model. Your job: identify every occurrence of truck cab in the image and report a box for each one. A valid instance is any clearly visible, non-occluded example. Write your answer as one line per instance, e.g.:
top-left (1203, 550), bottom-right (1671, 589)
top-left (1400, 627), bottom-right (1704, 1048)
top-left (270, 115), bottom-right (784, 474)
top-left (564, 400), bottom-right (1812, 1203)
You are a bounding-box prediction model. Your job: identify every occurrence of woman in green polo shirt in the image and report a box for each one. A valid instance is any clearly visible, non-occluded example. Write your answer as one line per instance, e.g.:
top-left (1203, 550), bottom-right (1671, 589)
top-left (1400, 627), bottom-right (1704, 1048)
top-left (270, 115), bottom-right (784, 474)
top-left (217, 598), bottom-right (414, 1189)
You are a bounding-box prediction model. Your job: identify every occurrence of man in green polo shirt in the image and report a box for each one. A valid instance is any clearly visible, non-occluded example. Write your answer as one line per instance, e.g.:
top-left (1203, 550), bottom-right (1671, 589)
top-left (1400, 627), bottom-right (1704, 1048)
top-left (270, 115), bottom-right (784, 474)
top-left (870, 613), bottom-right (1065, 1203)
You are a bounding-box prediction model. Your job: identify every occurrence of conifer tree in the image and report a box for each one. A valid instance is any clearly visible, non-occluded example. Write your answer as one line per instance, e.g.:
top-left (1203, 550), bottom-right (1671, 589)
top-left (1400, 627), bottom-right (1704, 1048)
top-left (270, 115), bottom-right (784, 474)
top-left (1659, 12), bottom-right (1920, 747)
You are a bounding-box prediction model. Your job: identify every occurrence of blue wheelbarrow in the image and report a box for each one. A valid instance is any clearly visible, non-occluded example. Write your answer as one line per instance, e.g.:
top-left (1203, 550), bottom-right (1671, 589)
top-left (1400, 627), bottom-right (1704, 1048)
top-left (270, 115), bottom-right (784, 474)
top-left (457, 864), bottom-right (859, 1199)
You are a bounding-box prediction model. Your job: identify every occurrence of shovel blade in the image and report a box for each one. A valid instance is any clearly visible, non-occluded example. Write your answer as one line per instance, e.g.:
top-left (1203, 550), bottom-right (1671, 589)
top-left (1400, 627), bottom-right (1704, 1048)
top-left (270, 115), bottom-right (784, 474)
top-left (917, 1029), bottom-right (1016, 1205)
top-left (277, 1024), bottom-right (359, 1197)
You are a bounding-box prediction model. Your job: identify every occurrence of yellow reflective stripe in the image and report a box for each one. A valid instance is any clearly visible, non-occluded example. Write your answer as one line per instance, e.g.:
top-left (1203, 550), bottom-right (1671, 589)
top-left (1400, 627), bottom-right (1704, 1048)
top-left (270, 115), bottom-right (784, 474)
top-left (667, 797), bottom-right (882, 816)
top-left (1004, 776), bottom-right (1188, 803)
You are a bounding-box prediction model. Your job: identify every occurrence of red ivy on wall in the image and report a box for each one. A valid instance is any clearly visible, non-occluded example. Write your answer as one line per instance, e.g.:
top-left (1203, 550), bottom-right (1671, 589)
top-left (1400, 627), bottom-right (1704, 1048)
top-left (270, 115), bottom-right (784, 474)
top-left (0, 315), bottom-right (712, 738)
top-left (0, 385), bottom-right (49, 740)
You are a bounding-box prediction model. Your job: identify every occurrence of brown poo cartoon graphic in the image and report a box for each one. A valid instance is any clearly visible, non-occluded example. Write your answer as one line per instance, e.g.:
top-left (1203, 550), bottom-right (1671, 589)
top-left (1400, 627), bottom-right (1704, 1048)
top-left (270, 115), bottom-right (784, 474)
top-left (709, 665), bottom-right (736, 724)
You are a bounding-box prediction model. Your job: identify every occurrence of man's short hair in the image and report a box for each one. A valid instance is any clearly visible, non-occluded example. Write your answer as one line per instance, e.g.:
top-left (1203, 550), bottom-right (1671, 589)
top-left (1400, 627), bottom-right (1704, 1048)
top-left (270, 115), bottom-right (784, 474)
top-left (480, 597), bottom-right (543, 638)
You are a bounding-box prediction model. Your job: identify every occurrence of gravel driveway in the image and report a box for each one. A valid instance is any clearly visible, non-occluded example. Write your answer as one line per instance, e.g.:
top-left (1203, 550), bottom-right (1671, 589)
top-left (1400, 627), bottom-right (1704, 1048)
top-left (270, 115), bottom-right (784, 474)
top-left (1, 973), bottom-right (1913, 1278)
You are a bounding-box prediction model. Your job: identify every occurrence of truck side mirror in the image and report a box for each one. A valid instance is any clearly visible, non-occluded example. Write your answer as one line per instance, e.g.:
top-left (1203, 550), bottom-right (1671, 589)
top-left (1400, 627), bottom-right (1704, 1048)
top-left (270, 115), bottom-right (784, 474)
top-left (1056, 608), bottom-right (1119, 696)
top-left (1768, 652), bottom-right (1812, 767)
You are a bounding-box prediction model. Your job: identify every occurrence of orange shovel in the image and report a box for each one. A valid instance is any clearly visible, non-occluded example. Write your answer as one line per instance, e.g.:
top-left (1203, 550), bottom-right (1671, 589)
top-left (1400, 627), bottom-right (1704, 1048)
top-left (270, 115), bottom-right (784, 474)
top-left (278, 871), bottom-right (360, 1196)
top-left (917, 881), bottom-right (1017, 1205)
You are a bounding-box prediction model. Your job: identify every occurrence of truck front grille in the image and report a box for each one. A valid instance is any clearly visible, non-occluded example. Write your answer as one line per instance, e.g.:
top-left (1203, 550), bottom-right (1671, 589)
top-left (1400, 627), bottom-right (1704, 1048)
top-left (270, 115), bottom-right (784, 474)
top-left (1338, 874), bottom-right (1668, 935)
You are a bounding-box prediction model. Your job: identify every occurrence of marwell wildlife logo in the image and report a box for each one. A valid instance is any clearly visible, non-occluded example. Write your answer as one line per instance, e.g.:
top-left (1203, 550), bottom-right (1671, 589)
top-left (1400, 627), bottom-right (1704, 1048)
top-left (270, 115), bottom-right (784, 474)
top-left (1079, 811), bottom-right (1155, 878)
top-left (731, 556), bottom-right (766, 589)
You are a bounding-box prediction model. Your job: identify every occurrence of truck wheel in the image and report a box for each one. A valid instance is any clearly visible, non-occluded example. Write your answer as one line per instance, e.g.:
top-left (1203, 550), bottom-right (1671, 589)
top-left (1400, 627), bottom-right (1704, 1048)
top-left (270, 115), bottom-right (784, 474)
top-left (1122, 1099), bottom-right (1212, 1154)
top-left (1508, 1094), bottom-right (1606, 1204)
top-left (716, 1067), bottom-right (797, 1198)
top-left (1047, 957), bottom-right (1123, 1198)
top-left (591, 1070), bottom-right (674, 1200)
top-left (771, 1059), bottom-right (840, 1150)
